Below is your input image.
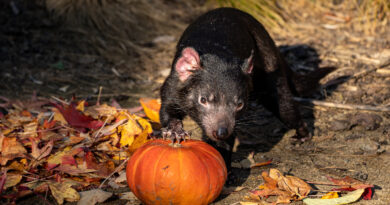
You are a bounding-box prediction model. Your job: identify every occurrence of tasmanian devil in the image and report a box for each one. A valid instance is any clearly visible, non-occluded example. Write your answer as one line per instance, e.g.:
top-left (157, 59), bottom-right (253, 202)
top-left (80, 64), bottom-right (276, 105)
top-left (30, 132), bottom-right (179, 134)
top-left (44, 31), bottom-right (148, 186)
top-left (160, 8), bottom-right (334, 171)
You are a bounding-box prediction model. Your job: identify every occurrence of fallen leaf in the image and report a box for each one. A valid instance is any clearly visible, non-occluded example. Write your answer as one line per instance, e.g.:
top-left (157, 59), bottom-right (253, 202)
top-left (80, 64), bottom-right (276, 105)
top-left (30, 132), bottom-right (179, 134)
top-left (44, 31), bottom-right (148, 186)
top-left (47, 147), bottom-right (83, 169)
top-left (114, 171), bottom-right (127, 183)
top-left (52, 102), bottom-right (103, 130)
top-left (251, 159), bottom-right (272, 168)
top-left (128, 129), bottom-right (150, 153)
top-left (54, 164), bottom-right (96, 175)
top-left (43, 119), bottom-right (57, 129)
top-left (303, 189), bottom-right (365, 205)
top-left (20, 120), bottom-right (38, 139)
top-left (321, 192), bottom-right (339, 199)
top-left (139, 98), bottom-right (161, 123)
top-left (327, 176), bottom-right (373, 190)
top-left (118, 191), bottom-right (138, 200)
top-left (3, 173), bottom-right (23, 189)
top-left (1, 137), bottom-right (27, 165)
top-left (84, 103), bottom-right (118, 120)
top-left (77, 189), bottom-right (112, 205)
top-left (327, 176), bottom-right (374, 200)
top-left (76, 100), bottom-right (86, 112)
top-left (254, 169), bottom-right (312, 204)
top-left (31, 139), bottom-right (54, 160)
top-left (48, 182), bottom-right (80, 204)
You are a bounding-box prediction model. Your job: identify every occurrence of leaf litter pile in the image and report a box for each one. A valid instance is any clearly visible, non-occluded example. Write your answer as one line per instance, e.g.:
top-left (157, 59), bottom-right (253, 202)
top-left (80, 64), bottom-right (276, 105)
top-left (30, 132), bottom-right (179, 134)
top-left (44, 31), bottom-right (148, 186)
top-left (0, 97), bottom-right (375, 204)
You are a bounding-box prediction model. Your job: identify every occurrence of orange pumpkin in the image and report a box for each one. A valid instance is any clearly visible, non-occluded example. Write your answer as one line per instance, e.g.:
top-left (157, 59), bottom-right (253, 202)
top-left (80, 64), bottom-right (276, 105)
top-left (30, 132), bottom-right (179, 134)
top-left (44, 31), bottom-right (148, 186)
top-left (126, 139), bottom-right (227, 205)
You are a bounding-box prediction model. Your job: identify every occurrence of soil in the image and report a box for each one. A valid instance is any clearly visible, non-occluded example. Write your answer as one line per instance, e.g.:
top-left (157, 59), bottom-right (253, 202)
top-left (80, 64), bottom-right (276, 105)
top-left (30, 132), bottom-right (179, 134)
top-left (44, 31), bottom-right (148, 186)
top-left (1, 0), bottom-right (389, 204)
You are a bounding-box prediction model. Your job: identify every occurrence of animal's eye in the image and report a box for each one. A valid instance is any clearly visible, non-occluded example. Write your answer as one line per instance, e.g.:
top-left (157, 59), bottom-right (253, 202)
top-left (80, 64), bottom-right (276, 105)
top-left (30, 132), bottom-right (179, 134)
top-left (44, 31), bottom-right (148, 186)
top-left (199, 96), bottom-right (207, 104)
top-left (236, 102), bottom-right (244, 110)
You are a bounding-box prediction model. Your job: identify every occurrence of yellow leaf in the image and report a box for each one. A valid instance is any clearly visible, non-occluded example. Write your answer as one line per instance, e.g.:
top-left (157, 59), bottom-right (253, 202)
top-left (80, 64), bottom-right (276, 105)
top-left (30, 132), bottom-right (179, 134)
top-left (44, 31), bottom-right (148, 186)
top-left (4, 173), bottom-right (23, 189)
top-left (321, 192), bottom-right (339, 199)
top-left (117, 112), bottom-right (142, 136)
top-left (117, 112), bottom-right (152, 147)
top-left (139, 98), bottom-right (161, 123)
top-left (134, 115), bottom-right (153, 134)
top-left (52, 108), bottom-right (67, 125)
top-left (303, 189), bottom-right (365, 205)
top-left (120, 134), bottom-right (135, 147)
top-left (49, 182), bottom-right (80, 204)
top-left (76, 100), bottom-right (86, 112)
top-left (7, 160), bottom-right (26, 171)
top-left (258, 184), bottom-right (266, 189)
top-left (128, 129), bottom-right (150, 153)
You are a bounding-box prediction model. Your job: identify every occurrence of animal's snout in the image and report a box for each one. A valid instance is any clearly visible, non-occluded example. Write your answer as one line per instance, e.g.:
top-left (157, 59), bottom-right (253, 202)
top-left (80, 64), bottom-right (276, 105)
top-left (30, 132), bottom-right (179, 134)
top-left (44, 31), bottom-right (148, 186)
top-left (213, 127), bottom-right (228, 139)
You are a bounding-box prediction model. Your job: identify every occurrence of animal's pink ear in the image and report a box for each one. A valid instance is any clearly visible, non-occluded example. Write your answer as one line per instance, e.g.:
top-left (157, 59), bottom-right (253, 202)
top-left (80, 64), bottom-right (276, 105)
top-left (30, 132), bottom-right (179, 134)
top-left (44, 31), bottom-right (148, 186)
top-left (242, 50), bottom-right (254, 74)
top-left (175, 47), bottom-right (201, 82)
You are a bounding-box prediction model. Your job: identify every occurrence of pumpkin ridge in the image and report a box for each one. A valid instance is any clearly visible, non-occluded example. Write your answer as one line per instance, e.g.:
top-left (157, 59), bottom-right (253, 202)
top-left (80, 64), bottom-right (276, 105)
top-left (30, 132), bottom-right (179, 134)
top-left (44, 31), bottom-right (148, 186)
top-left (191, 144), bottom-right (226, 174)
top-left (131, 145), bottom-right (157, 198)
top-left (177, 147), bottom-right (183, 204)
top-left (152, 146), bottom-right (169, 203)
top-left (188, 148), bottom-right (211, 202)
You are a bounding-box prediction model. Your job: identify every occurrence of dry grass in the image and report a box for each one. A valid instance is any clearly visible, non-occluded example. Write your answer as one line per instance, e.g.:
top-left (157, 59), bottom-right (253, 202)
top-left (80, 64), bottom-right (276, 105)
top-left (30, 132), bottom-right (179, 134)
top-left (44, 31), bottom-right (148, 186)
top-left (217, 0), bottom-right (390, 35)
top-left (40, 0), bottom-right (191, 67)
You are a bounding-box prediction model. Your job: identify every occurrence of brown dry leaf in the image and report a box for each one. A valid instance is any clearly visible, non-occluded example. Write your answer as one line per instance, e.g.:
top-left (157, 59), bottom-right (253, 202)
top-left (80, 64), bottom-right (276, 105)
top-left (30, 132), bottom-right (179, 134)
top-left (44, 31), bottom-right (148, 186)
top-left (279, 175), bottom-right (311, 200)
top-left (5, 110), bottom-right (34, 127)
top-left (48, 181), bottom-right (80, 204)
top-left (3, 173), bottom-right (23, 189)
top-left (77, 189), bottom-right (112, 205)
top-left (19, 120), bottom-right (38, 139)
top-left (31, 139), bottom-right (54, 160)
top-left (54, 164), bottom-right (96, 175)
top-left (118, 191), bottom-right (138, 200)
top-left (139, 98), bottom-right (161, 123)
top-left (67, 135), bottom-right (86, 145)
top-left (327, 176), bottom-right (373, 190)
top-left (254, 169), bottom-right (311, 204)
top-left (84, 103), bottom-right (118, 121)
top-left (0, 137), bottom-right (27, 165)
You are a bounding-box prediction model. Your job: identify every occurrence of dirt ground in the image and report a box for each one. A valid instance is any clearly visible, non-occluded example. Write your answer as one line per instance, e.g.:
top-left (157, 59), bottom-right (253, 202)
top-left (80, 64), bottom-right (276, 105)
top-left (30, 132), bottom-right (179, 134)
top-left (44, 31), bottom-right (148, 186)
top-left (1, 0), bottom-right (390, 204)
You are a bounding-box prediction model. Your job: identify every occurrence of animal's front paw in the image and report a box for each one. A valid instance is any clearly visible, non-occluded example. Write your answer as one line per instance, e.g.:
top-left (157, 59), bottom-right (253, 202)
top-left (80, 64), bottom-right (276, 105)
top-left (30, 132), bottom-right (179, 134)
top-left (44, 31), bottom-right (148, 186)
top-left (161, 119), bottom-right (190, 142)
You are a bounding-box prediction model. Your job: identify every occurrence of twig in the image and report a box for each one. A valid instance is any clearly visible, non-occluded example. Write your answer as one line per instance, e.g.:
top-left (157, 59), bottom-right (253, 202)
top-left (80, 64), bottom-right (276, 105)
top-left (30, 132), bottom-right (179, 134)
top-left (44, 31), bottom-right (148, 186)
top-left (294, 97), bottom-right (390, 112)
top-left (97, 86), bottom-right (103, 105)
top-left (50, 96), bottom-right (69, 105)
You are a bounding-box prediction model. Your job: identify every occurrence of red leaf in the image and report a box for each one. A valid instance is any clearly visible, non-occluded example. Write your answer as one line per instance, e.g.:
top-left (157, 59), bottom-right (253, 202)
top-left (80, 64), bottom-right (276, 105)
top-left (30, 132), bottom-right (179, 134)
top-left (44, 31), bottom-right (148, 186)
top-left (61, 155), bottom-right (77, 166)
top-left (332, 187), bottom-right (356, 192)
top-left (331, 187), bottom-right (373, 200)
top-left (363, 187), bottom-right (373, 200)
top-left (52, 102), bottom-right (103, 130)
top-left (43, 120), bottom-right (57, 129)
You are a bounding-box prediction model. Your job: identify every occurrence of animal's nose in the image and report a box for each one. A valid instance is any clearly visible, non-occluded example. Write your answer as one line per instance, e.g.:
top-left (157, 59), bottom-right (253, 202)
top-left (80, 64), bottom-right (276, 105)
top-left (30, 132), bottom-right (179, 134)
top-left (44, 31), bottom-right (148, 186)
top-left (216, 127), bottom-right (228, 138)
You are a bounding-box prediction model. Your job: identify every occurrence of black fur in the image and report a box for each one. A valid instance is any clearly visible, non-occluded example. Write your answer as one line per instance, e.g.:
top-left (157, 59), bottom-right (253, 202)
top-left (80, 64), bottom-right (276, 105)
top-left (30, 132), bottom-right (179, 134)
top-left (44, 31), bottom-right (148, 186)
top-left (160, 8), bottom-right (333, 171)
